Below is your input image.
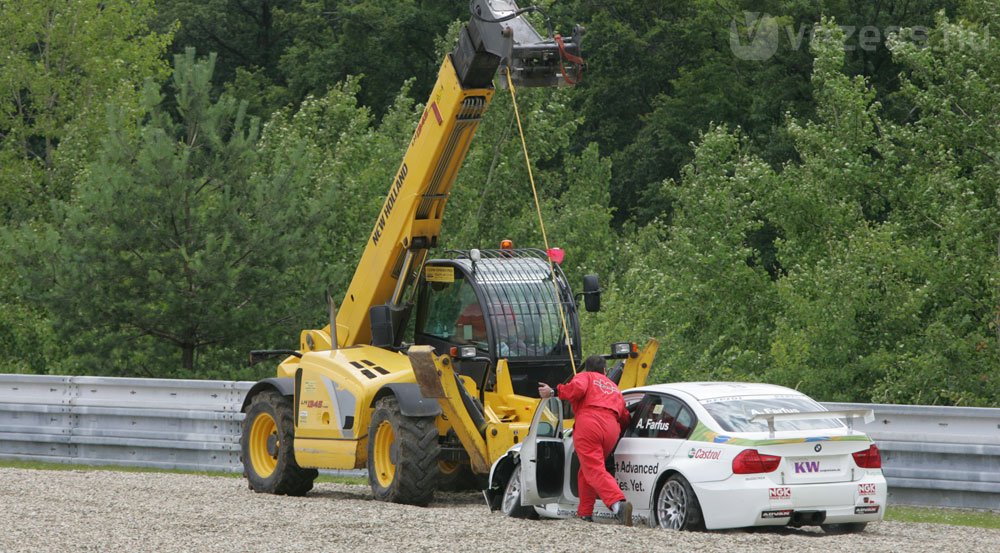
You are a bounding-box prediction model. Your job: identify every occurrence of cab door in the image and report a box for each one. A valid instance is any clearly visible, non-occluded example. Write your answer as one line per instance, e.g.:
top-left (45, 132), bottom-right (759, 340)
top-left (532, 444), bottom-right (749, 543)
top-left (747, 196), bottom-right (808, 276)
top-left (520, 397), bottom-right (566, 505)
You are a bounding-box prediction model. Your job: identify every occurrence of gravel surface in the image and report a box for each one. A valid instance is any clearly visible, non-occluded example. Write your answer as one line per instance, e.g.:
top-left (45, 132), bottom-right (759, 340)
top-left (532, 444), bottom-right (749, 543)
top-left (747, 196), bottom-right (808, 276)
top-left (2, 468), bottom-right (998, 552)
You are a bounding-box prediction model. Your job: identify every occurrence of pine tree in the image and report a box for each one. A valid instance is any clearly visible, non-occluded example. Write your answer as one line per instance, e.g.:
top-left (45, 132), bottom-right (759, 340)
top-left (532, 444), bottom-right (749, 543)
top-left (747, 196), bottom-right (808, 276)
top-left (10, 49), bottom-right (315, 376)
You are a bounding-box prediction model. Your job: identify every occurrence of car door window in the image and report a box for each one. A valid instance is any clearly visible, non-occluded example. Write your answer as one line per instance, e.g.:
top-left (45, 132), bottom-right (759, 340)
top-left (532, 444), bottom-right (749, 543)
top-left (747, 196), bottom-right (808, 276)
top-left (672, 405), bottom-right (695, 439)
top-left (627, 394), bottom-right (685, 439)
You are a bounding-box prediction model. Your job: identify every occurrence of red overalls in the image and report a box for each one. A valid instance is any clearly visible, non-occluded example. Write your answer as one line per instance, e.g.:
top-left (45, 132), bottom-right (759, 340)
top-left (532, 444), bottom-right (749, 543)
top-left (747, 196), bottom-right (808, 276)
top-left (556, 371), bottom-right (630, 517)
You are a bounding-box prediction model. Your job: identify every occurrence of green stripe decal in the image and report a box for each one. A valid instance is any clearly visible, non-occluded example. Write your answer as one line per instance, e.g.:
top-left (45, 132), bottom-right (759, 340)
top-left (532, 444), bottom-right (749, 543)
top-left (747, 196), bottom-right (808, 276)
top-left (687, 422), bottom-right (871, 447)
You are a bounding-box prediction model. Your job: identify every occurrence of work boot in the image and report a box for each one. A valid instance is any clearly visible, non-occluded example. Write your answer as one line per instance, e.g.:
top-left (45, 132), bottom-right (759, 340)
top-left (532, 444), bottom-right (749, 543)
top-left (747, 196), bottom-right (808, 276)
top-left (578, 515), bottom-right (593, 522)
top-left (612, 500), bottom-right (633, 527)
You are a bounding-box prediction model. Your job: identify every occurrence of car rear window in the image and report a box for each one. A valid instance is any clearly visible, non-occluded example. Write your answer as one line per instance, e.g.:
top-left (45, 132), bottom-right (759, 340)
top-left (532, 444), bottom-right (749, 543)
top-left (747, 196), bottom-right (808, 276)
top-left (700, 396), bottom-right (845, 433)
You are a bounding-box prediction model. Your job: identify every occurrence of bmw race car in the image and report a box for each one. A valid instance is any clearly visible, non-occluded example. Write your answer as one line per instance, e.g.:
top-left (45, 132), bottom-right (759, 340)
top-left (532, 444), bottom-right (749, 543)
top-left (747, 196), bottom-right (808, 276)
top-left (484, 382), bottom-right (887, 532)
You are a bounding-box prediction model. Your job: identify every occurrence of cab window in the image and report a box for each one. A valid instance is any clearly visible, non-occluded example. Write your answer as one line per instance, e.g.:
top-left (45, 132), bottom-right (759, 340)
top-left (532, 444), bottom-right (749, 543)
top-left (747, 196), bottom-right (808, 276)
top-left (419, 273), bottom-right (484, 346)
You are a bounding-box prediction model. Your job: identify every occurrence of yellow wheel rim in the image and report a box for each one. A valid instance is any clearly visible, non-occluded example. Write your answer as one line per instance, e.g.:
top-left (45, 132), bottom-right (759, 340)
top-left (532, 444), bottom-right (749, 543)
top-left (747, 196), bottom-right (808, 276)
top-left (249, 411), bottom-right (278, 478)
top-left (438, 460), bottom-right (461, 475)
top-left (373, 420), bottom-right (396, 488)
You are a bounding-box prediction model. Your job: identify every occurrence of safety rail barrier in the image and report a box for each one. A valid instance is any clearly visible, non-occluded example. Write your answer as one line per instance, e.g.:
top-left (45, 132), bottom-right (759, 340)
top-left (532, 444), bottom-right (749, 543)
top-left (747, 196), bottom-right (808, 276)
top-left (0, 374), bottom-right (249, 472)
top-left (1, 375), bottom-right (997, 509)
top-left (825, 402), bottom-right (1000, 510)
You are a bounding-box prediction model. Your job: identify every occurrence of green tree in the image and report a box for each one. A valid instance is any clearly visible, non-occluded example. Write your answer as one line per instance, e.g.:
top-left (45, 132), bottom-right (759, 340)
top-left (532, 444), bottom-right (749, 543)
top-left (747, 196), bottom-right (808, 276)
top-left (0, 0), bottom-right (172, 374)
top-left (588, 128), bottom-right (779, 382)
top-left (0, 0), bottom-right (172, 221)
top-left (8, 50), bottom-right (316, 377)
top-left (155, 0), bottom-right (465, 118)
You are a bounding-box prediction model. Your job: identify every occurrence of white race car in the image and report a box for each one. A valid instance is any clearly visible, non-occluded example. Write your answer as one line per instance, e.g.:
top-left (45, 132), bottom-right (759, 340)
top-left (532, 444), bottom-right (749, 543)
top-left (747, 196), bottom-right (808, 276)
top-left (484, 382), bottom-right (886, 532)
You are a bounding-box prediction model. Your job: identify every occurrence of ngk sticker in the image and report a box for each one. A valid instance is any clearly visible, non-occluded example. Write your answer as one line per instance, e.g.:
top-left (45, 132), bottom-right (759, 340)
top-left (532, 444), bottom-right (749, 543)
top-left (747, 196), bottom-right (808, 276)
top-left (858, 483), bottom-right (877, 496)
top-left (769, 487), bottom-right (792, 500)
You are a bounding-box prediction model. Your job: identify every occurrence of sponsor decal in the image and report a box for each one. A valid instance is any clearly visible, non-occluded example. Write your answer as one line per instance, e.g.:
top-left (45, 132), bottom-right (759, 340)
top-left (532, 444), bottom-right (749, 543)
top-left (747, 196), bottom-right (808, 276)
top-left (794, 460), bottom-right (820, 473)
top-left (749, 407), bottom-right (801, 416)
top-left (305, 400), bottom-right (325, 409)
top-left (855, 505), bottom-right (880, 514)
top-left (793, 460), bottom-right (840, 474)
top-left (700, 396), bottom-right (746, 404)
top-left (814, 443), bottom-right (823, 452)
top-left (593, 378), bottom-right (618, 395)
top-left (769, 487), bottom-right (792, 500)
top-left (688, 448), bottom-right (722, 460)
top-left (761, 509), bottom-right (793, 519)
top-left (858, 483), bottom-right (877, 496)
top-left (635, 418), bottom-right (670, 432)
top-left (616, 461), bottom-right (659, 475)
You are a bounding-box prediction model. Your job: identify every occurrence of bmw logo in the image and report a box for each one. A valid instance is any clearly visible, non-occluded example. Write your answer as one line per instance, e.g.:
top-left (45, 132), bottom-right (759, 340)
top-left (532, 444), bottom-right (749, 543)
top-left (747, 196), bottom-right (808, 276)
top-left (814, 443), bottom-right (822, 453)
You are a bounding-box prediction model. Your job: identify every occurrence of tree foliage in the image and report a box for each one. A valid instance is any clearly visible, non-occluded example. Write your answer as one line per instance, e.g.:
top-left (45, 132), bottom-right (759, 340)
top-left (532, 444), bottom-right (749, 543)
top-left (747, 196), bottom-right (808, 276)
top-left (8, 50), bottom-right (317, 377)
top-left (1, 1), bottom-right (998, 405)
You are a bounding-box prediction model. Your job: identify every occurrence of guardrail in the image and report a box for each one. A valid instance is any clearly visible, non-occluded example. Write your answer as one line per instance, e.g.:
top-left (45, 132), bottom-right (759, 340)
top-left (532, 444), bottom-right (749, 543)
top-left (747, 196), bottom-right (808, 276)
top-left (0, 374), bottom-right (249, 472)
top-left (1, 375), bottom-right (998, 509)
top-left (826, 402), bottom-right (1000, 510)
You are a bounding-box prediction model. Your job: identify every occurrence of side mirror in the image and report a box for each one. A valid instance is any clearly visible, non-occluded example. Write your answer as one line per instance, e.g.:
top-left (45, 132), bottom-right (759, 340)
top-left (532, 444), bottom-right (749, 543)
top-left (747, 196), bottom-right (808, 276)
top-left (582, 274), bottom-right (601, 312)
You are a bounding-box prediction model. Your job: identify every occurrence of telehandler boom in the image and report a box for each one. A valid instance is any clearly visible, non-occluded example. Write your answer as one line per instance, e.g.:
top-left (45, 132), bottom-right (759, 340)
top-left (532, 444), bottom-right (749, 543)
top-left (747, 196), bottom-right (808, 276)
top-left (239, 0), bottom-right (658, 505)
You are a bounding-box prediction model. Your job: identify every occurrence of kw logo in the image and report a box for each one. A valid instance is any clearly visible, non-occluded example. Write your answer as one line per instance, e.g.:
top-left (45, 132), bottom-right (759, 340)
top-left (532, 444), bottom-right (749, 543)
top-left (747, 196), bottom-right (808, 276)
top-left (794, 461), bottom-right (820, 473)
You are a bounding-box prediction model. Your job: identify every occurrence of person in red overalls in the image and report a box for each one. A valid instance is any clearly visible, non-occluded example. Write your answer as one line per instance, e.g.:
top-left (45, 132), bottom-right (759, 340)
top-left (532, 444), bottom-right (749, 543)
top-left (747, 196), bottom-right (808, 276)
top-left (538, 355), bottom-right (632, 526)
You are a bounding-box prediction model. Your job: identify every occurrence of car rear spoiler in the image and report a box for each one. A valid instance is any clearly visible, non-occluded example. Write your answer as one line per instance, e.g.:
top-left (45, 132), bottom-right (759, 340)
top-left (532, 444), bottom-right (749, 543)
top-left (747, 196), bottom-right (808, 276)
top-left (751, 409), bottom-right (875, 438)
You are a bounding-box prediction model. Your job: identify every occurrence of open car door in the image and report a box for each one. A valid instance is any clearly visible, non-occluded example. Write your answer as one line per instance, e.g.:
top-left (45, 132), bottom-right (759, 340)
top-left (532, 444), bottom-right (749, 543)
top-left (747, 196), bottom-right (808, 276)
top-left (519, 397), bottom-right (566, 505)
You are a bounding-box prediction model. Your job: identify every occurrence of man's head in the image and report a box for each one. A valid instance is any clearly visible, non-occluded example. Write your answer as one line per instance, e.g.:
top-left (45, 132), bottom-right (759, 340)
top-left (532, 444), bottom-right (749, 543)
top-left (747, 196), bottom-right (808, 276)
top-left (583, 354), bottom-right (606, 374)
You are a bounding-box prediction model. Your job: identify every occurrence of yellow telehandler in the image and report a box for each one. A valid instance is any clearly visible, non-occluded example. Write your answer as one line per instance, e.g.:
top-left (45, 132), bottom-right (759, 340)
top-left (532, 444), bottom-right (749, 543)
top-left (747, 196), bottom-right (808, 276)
top-left (239, 0), bottom-right (658, 505)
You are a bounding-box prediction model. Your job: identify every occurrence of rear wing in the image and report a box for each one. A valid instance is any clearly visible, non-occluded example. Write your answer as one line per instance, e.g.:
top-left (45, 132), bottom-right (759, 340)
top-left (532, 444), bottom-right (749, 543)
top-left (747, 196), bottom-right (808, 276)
top-left (751, 409), bottom-right (874, 438)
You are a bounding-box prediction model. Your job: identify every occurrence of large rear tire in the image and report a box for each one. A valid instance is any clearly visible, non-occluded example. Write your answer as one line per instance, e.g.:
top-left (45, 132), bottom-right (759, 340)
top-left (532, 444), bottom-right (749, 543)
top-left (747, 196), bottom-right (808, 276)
top-left (367, 396), bottom-right (439, 506)
top-left (240, 390), bottom-right (318, 496)
top-left (654, 474), bottom-right (704, 531)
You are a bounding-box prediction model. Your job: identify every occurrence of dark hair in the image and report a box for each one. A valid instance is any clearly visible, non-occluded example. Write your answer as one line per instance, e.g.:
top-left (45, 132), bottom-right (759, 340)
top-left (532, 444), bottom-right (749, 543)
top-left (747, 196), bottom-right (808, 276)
top-left (583, 355), bottom-right (606, 373)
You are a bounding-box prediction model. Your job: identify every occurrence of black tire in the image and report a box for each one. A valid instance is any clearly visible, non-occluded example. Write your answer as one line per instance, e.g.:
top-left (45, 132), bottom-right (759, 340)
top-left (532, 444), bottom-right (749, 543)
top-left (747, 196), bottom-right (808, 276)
top-left (654, 474), bottom-right (704, 531)
top-left (500, 464), bottom-right (536, 518)
top-left (240, 390), bottom-right (318, 496)
top-left (367, 396), bottom-right (439, 506)
top-left (822, 522), bottom-right (868, 534)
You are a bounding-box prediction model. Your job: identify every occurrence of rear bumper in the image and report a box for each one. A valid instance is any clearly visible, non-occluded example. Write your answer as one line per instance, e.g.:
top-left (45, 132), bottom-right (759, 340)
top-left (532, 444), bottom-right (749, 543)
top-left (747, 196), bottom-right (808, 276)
top-left (693, 474), bottom-right (887, 530)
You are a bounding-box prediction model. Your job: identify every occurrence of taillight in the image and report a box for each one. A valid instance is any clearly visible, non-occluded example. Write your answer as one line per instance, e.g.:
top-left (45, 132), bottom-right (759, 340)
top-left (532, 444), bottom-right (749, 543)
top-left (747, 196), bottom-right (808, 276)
top-left (852, 444), bottom-right (882, 469)
top-left (732, 449), bottom-right (781, 474)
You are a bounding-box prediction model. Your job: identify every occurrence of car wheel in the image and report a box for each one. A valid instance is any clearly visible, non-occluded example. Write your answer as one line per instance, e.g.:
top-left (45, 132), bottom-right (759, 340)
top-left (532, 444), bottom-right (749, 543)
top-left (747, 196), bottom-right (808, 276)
top-left (655, 474), bottom-right (704, 531)
top-left (822, 522), bottom-right (868, 534)
top-left (500, 464), bottom-right (535, 518)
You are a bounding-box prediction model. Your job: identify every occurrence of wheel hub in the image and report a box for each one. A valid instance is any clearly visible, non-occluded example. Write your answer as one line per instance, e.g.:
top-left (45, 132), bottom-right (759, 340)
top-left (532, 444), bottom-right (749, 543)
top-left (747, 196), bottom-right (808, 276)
top-left (658, 480), bottom-right (687, 530)
top-left (266, 434), bottom-right (279, 458)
